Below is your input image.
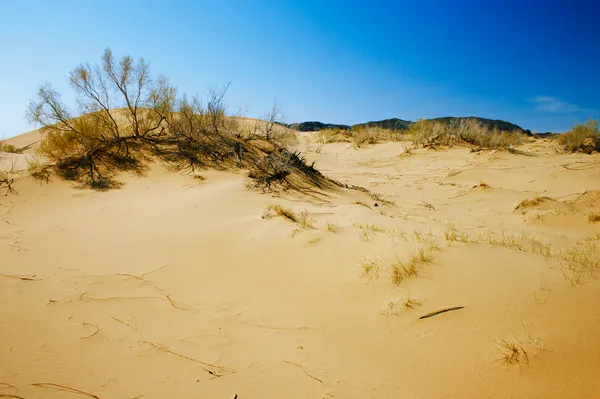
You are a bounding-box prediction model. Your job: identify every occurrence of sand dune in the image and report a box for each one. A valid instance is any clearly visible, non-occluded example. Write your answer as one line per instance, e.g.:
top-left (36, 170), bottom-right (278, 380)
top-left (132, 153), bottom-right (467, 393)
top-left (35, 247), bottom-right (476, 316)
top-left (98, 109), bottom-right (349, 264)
top-left (1, 132), bottom-right (600, 398)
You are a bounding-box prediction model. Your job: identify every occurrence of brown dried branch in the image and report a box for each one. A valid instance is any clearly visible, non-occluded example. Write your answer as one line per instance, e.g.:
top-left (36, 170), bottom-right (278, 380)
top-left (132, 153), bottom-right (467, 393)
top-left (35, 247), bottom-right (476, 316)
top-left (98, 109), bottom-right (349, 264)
top-left (0, 274), bottom-right (40, 281)
top-left (79, 322), bottom-right (100, 339)
top-left (142, 340), bottom-right (235, 377)
top-left (419, 306), bottom-right (464, 320)
top-left (117, 273), bottom-right (187, 310)
top-left (283, 360), bottom-right (323, 384)
top-left (32, 383), bottom-right (100, 398)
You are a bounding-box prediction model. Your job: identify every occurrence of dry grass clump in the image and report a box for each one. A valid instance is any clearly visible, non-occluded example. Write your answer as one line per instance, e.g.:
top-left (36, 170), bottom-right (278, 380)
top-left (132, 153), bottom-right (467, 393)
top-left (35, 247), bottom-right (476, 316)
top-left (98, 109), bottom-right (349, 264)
top-left (514, 196), bottom-right (552, 211)
top-left (472, 181), bottom-right (491, 189)
top-left (297, 210), bottom-right (315, 228)
top-left (496, 338), bottom-right (530, 365)
top-left (317, 126), bottom-right (401, 148)
top-left (361, 258), bottom-right (381, 279)
top-left (325, 221), bottom-right (340, 233)
top-left (383, 294), bottom-right (422, 315)
top-left (444, 224), bottom-right (472, 243)
top-left (587, 211), bottom-right (600, 223)
top-left (353, 222), bottom-right (388, 233)
top-left (495, 325), bottom-right (543, 366)
top-left (316, 128), bottom-right (352, 144)
top-left (264, 205), bottom-right (314, 228)
top-left (444, 225), bottom-right (553, 256)
top-left (408, 118), bottom-right (523, 150)
top-left (557, 119), bottom-right (599, 154)
top-left (560, 242), bottom-right (600, 285)
top-left (390, 246), bottom-right (433, 285)
top-left (264, 204), bottom-right (298, 222)
top-left (409, 119), bottom-right (460, 147)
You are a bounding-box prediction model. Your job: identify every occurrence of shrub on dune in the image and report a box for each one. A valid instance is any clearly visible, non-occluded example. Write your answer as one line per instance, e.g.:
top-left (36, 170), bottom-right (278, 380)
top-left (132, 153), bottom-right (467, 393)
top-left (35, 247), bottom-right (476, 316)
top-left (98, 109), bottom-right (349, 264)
top-left (26, 48), bottom-right (327, 192)
top-left (558, 120), bottom-right (599, 154)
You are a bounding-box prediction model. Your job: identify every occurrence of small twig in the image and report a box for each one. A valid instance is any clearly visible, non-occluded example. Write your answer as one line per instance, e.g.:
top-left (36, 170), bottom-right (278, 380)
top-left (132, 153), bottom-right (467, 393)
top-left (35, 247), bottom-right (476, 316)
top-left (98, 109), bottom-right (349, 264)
top-left (0, 395), bottom-right (26, 399)
top-left (32, 383), bottom-right (100, 398)
top-left (0, 273), bottom-right (39, 281)
top-left (79, 292), bottom-right (162, 302)
top-left (419, 306), bottom-right (464, 320)
top-left (142, 340), bottom-right (235, 376)
top-left (0, 383), bottom-right (16, 389)
top-left (117, 273), bottom-right (187, 310)
top-left (283, 360), bottom-right (323, 384)
top-left (79, 322), bottom-right (100, 339)
top-left (111, 316), bottom-right (138, 331)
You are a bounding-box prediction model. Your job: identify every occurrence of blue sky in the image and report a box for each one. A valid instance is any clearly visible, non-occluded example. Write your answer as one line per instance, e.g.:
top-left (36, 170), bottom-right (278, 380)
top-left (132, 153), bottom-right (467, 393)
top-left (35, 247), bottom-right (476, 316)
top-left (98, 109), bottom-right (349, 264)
top-left (1, 0), bottom-right (598, 137)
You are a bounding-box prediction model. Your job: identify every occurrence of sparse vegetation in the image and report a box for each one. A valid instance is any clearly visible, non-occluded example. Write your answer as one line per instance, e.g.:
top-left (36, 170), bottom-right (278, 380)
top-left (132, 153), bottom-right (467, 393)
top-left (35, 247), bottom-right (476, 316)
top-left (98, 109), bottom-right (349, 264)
top-left (317, 126), bottom-right (401, 148)
top-left (325, 222), bottom-right (340, 233)
top-left (264, 205), bottom-right (315, 229)
top-left (496, 338), bottom-right (530, 365)
top-left (514, 196), bottom-right (552, 212)
top-left (383, 294), bottom-right (422, 315)
top-left (0, 161), bottom-right (17, 195)
top-left (496, 325), bottom-right (543, 366)
top-left (408, 118), bottom-right (523, 150)
top-left (264, 204), bottom-right (298, 222)
top-left (361, 258), bottom-right (381, 279)
top-left (557, 120), bottom-right (599, 154)
top-left (587, 212), bottom-right (600, 223)
top-left (0, 141), bottom-right (22, 154)
top-left (26, 49), bottom-right (329, 192)
top-left (560, 242), bottom-right (600, 285)
top-left (390, 246), bottom-right (433, 285)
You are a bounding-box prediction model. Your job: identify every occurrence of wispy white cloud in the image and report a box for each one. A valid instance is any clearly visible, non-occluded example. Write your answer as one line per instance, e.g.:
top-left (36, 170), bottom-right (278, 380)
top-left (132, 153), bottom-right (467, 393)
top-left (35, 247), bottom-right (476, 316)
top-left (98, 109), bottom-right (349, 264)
top-left (530, 96), bottom-right (582, 113)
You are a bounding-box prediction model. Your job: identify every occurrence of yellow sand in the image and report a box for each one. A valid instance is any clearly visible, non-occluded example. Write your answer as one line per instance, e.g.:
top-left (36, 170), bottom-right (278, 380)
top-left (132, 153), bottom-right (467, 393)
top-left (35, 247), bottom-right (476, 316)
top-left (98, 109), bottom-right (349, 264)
top-left (1, 131), bottom-right (600, 398)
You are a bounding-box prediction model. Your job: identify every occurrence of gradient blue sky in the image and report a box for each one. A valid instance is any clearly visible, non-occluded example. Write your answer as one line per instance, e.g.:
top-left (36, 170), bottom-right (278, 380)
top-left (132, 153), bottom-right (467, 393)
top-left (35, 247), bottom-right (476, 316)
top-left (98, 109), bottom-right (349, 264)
top-left (1, 0), bottom-right (599, 137)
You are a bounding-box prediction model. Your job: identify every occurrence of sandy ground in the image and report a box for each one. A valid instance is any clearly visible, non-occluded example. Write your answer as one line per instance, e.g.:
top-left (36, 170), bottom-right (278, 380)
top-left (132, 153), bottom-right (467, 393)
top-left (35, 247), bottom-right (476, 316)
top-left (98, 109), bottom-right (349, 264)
top-left (1, 131), bottom-right (600, 399)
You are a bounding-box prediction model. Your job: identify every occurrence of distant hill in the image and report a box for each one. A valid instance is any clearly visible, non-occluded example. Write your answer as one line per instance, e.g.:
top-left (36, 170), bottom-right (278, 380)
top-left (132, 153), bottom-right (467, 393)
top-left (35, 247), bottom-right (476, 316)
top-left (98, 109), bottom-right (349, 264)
top-left (283, 116), bottom-right (531, 135)
top-left (351, 118), bottom-right (411, 131)
top-left (285, 121), bottom-right (350, 132)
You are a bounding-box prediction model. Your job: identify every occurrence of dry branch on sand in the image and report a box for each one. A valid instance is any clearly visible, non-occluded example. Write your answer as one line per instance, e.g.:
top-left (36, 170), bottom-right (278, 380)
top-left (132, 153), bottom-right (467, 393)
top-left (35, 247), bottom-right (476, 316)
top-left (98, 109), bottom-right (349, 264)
top-left (142, 340), bottom-right (235, 377)
top-left (419, 306), bottom-right (464, 320)
top-left (0, 273), bottom-right (40, 281)
top-left (32, 383), bottom-right (100, 398)
top-left (283, 360), bottom-right (323, 384)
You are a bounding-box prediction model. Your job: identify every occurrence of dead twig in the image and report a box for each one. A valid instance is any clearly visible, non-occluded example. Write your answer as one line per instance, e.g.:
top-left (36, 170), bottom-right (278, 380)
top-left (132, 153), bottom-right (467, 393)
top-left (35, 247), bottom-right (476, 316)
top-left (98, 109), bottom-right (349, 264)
top-left (419, 306), bottom-right (464, 320)
top-left (111, 316), bottom-right (138, 331)
top-left (32, 383), bottom-right (100, 398)
top-left (79, 292), bottom-right (161, 302)
top-left (79, 322), bottom-right (100, 339)
top-left (283, 360), bottom-right (323, 384)
top-left (117, 273), bottom-right (187, 310)
top-left (0, 395), bottom-right (26, 399)
top-left (0, 273), bottom-right (40, 281)
top-left (142, 340), bottom-right (235, 377)
top-left (0, 383), bottom-right (17, 389)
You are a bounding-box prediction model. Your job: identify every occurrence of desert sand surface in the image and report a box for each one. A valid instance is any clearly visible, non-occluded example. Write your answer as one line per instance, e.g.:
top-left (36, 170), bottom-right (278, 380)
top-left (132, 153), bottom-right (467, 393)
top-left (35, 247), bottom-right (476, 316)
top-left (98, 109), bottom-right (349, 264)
top-left (1, 131), bottom-right (600, 399)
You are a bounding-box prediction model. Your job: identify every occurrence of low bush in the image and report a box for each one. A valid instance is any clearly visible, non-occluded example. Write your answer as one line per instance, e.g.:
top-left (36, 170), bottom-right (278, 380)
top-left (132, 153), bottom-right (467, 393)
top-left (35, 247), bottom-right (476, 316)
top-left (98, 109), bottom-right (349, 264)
top-left (558, 120), bottom-right (599, 154)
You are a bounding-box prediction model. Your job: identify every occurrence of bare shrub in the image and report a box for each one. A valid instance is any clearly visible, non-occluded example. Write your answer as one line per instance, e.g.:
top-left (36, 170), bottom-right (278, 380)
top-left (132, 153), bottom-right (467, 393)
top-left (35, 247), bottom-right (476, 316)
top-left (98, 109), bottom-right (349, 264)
top-left (27, 48), bottom-right (176, 188)
top-left (0, 161), bottom-right (17, 195)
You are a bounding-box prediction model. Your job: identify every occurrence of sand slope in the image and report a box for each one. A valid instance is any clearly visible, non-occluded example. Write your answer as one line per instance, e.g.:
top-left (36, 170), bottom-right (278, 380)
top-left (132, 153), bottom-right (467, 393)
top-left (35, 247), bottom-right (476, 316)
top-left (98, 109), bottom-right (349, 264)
top-left (1, 135), bottom-right (600, 398)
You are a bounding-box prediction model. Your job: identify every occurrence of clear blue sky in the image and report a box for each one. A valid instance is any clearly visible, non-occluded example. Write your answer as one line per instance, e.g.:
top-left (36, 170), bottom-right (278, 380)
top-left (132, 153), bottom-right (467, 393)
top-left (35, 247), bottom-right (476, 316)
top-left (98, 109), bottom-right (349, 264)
top-left (1, 0), bottom-right (598, 137)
